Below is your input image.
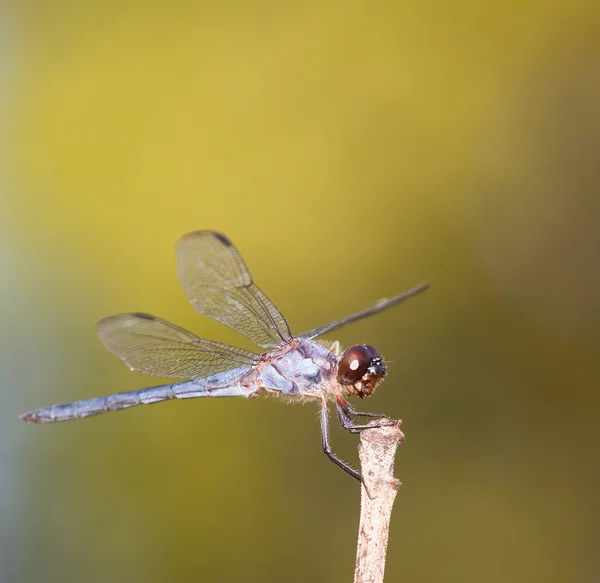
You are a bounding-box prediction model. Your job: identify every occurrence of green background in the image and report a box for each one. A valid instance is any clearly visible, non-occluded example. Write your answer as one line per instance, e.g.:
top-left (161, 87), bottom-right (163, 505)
top-left (2, 2), bottom-right (599, 582)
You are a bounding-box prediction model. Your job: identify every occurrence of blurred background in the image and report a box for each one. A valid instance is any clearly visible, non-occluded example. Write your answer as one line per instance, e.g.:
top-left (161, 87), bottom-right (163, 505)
top-left (1, 1), bottom-right (599, 582)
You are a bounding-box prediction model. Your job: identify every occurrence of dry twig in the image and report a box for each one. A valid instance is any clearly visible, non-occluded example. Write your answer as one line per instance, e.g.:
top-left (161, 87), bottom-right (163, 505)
top-left (354, 421), bottom-right (404, 583)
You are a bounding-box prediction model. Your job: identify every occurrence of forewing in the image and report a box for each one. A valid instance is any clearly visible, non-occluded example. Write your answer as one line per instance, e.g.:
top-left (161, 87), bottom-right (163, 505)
top-left (96, 313), bottom-right (258, 379)
top-left (176, 230), bottom-right (291, 348)
top-left (299, 283), bottom-right (430, 339)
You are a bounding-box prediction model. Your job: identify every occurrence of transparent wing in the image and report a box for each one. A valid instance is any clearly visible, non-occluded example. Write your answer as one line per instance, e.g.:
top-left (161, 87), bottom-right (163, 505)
top-left (299, 283), bottom-right (430, 340)
top-left (96, 312), bottom-right (258, 379)
top-left (176, 230), bottom-right (292, 348)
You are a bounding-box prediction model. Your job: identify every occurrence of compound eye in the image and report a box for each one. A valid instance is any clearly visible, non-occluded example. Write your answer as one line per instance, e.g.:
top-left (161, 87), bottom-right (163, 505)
top-left (338, 345), bottom-right (373, 385)
top-left (363, 345), bottom-right (381, 360)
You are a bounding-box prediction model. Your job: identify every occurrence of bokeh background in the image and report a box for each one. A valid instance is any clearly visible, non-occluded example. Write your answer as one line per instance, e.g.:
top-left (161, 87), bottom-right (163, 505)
top-left (2, 2), bottom-right (599, 582)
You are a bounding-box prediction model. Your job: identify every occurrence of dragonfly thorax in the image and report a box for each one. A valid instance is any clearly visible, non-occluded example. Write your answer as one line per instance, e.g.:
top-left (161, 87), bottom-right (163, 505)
top-left (253, 338), bottom-right (338, 398)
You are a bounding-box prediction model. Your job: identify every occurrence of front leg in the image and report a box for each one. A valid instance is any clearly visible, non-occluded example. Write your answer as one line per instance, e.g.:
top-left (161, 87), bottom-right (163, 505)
top-left (335, 397), bottom-right (397, 434)
top-left (342, 399), bottom-right (394, 420)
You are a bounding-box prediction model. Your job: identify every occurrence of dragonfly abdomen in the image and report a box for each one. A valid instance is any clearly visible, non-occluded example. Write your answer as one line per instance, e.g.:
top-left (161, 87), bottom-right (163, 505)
top-left (20, 374), bottom-right (254, 424)
top-left (20, 389), bottom-right (151, 423)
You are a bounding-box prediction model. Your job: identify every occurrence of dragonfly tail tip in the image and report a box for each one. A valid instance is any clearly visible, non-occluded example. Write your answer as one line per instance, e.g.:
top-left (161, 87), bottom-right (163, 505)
top-left (19, 411), bottom-right (41, 424)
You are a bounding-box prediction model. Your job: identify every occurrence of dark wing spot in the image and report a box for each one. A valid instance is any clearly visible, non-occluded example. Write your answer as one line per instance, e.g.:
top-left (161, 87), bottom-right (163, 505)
top-left (213, 232), bottom-right (232, 247)
top-left (131, 312), bottom-right (156, 320)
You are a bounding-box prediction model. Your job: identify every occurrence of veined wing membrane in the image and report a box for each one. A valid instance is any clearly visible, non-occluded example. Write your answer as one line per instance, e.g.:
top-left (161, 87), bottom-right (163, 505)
top-left (176, 231), bottom-right (291, 348)
top-left (96, 313), bottom-right (258, 379)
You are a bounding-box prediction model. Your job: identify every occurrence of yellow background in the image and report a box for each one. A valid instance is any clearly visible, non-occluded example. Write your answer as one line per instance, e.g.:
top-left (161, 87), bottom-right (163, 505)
top-left (2, 2), bottom-right (599, 582)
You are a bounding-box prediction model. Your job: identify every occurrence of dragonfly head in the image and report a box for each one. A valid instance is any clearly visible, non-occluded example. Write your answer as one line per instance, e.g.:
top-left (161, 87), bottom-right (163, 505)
top-left (337, 345), bottom-right (386, 399)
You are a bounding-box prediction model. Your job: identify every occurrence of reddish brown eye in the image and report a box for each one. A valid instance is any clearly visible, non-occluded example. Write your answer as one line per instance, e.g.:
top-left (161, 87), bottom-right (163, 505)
top-left (338, 345), bottom-right (373, 385)
top-left (362, 345), bottom-right (379, 359)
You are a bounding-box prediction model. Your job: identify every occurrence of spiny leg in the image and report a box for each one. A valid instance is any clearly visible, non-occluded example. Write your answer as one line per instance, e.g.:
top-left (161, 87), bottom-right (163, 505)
top-left (335, 397), bottom-right (397, 434)
top-left (335, 401), bottom-right (383, 434)
top-left (320, 401), bottom-right (362, 482)
top-left (341, 397), bottom-right (396, 419)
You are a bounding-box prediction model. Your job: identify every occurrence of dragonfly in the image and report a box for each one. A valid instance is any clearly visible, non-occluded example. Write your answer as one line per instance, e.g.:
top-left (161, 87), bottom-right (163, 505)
top-left (21, 231), bottom-right (428, 481)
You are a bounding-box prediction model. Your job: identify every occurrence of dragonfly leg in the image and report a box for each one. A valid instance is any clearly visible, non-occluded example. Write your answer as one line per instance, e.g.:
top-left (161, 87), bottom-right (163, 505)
top-left (335, 397), bottom-right (397, 434)
top-left (341, 397), bottom-right (395, 419)
top-left (320, 402), bottom-right (363, 482)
